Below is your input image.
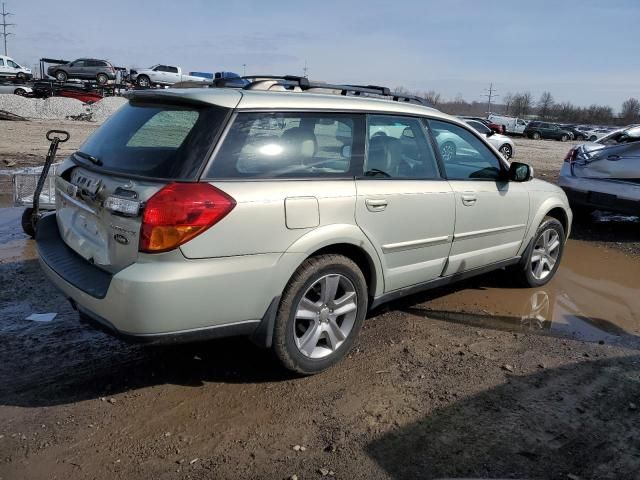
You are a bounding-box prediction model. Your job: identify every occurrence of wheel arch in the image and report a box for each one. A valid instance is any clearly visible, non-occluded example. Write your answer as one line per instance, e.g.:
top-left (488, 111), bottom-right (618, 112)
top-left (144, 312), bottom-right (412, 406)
top-left (520, 198), bottom-right (572, 257)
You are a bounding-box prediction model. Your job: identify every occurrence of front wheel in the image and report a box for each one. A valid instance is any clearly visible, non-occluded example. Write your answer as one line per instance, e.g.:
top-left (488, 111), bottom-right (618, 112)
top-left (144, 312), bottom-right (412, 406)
top-left (55, 70), bottom-right (67, 82)
top-left (532, 132), bottom-right (541, 140)
top-left (589, 135), bottom-right (597, 142)
top-left (273, 254), bottom-right (368, 375)
top-left (96, 73), bottom-right (108, 85)
top-left (14, 87), bottom-right (26, 96)
top-left (511, 217), bottom-right (565, 287)
top-left (560, 134), bottom-right (569, 142)
top-left (16, 72), bottom-right (26, 80)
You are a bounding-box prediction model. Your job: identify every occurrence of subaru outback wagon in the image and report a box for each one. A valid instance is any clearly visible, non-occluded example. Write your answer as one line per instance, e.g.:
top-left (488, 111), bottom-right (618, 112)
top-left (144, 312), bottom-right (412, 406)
top-left (36, 78), bottom-right (572, 374)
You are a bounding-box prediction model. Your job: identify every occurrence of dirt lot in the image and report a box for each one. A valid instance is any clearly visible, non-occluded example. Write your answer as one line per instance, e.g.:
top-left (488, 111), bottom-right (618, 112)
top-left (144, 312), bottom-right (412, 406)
top-left (1, 120), bottom-right (639, 480)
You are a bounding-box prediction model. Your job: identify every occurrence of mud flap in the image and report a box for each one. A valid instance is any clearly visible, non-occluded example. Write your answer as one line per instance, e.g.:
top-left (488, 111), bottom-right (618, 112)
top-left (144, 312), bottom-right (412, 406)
top-left (250, 296), bottom-right (281, 349)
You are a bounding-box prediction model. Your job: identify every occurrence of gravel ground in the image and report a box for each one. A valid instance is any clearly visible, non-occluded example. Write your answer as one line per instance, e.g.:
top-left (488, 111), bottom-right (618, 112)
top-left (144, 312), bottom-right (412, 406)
top-left (0, 94), bottom-right (126, 123)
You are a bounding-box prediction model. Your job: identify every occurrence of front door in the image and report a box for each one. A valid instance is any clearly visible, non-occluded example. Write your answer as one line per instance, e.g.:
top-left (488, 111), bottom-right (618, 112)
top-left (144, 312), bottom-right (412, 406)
top-left (429, 119), bottom-right (530, 275)
top-left (355, 114), bottom-right (455, 292)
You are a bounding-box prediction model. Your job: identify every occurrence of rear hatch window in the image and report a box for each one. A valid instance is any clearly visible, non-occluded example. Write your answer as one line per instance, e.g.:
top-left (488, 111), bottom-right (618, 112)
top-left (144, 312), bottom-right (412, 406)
top-left (77, 101), bottom-right (230, 179)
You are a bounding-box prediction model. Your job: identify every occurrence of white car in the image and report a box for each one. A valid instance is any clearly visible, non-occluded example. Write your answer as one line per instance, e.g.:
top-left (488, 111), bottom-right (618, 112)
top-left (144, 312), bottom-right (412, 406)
top-left (464, 119), bottom-right (516, 159)
top-left (0, 82), bottom-right (31, 96)
top-left (129, 65), bottom-right (203, 87)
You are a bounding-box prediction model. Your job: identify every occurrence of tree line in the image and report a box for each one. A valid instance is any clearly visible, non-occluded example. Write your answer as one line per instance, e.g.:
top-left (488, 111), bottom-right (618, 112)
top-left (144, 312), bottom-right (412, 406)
top-left (393, 86), bottom-right (640, 126)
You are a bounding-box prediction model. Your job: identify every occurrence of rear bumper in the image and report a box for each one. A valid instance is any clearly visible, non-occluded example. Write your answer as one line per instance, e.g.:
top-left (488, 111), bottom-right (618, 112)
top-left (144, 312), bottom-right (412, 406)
top-left (36, 214), bottom-right (294, 338)
top-left (559, 171), bottom-right (640, 215)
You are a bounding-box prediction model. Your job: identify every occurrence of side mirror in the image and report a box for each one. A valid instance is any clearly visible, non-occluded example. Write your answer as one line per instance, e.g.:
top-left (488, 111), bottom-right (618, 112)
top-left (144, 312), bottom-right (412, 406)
top-left (508, 162), bottom-right (533, 182)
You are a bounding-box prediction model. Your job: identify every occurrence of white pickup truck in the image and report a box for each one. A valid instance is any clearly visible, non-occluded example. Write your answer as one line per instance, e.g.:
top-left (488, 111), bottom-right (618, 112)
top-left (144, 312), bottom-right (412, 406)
top-left (130, 65), bottom-right (203, 87)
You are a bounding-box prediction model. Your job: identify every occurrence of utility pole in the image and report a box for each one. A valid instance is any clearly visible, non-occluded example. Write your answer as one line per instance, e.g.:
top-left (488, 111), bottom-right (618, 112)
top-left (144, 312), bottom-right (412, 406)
top-left (242, 63), bottom-right (246, 76)
top-left (303, 59), bottom-right (308, 78)
top-left (482, 83), bottom-right (499, 114)
top-left (1, 2), bottom-right (14, 56)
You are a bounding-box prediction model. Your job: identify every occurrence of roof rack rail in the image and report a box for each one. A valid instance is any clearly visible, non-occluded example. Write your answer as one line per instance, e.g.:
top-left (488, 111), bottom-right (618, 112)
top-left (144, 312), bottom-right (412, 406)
top-left (237, 75), bottom-right (432, 107)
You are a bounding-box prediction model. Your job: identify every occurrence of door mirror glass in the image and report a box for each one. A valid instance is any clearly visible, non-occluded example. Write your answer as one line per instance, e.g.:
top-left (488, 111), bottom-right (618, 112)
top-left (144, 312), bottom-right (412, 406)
top-left (509, 162), bottom-right (533, 182)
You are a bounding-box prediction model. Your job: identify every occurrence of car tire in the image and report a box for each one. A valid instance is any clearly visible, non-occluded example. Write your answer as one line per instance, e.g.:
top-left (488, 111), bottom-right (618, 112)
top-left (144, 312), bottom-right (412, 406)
top-left (273, 254), bottom-right (368, 375)
top-left (55, 70), bottom-right (67, 83)
top-left (499, 143), bottom-right (513, 159)
top-left (440, 141), bottom-right (457, 162)
top-left (96, 73), bottom-right (108, 85)
top-left (577, 135), bottom-right (586, 141)
top-left (532, 132), bottom-right (541, 140)
top-left (560, 134), bottom-right (569, 142)
top-left (21, 208), bottom-right (36, 238)
top-left (14, 87), bottom-right (26, 96)
top-left (16, 72), bottom-right (26, 80)
top-left (137, 75), bottom-right (151, 87)
top-left (589, 135), bottom-right (597, 142)
top-left (511, 217), bottom-right (565, 288)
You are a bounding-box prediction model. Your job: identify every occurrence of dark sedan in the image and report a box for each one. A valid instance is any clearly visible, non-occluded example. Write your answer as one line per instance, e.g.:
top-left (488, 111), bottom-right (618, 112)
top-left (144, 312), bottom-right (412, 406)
top-left (524, 122), bottom-right (572, 141)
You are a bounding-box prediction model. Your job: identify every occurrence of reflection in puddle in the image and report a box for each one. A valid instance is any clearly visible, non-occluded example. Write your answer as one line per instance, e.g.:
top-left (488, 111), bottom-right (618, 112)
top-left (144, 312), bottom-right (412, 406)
top-left (412, 240), bottom-right (640, 343)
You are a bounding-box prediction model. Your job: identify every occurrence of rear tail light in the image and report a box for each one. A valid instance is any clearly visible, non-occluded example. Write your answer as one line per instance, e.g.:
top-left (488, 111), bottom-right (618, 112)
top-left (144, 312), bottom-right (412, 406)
top-left (564, 147), bottom-right (578, 163)
top-left (140, 183), bottom-right (236, 253)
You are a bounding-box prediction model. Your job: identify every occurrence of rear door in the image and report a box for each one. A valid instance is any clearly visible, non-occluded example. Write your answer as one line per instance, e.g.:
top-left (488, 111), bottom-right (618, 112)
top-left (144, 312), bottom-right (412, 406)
top-left (429, 119), bottom-right (529, 274)
top-left (355, 114), bottom-right (455, 292)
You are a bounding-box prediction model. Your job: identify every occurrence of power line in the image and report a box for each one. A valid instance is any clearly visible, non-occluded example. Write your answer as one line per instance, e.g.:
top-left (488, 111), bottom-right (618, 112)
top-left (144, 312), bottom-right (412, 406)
top-left (1, 2), bottom-right (15, 56)
top-left (482, 83), bottom-right (499, 113)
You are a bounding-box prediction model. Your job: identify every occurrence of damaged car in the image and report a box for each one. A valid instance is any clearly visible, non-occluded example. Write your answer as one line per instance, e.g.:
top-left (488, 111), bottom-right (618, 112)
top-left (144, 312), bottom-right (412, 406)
top-left (559, 125), bottom-right (640, 218)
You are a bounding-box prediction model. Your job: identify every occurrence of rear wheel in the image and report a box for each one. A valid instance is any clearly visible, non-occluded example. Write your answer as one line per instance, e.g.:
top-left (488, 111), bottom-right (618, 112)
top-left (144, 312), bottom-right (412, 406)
top-left (511, 217), bottom-right (565, 287)
top-left (55, 70), bottom-right (67, 82)
top-left (137, 75), bottom-right (151, 87)
top-left (16, 72), bottom-right (26, 80)
top-left (532, 132), bottom-right (541, 140)
top-left (589, 135), bottom-right (597, 142)
top-left (21, 208), bottom-right (36, 237)
top-left (440, 141), bottom-right (457, 162)
top-left (499, 143), bottom-right (513, 159)
top-left (560, 134), bottom-right (569, 142)
top-left (14, 87), bottom-right (26, 96)
top-left (273, 254), bottom-right (368, 375)
top-left (96, 73), bottom-right (108, 85)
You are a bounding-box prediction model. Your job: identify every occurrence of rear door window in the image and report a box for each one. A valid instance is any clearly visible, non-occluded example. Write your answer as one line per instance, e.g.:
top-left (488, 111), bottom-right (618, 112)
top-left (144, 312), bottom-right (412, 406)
top-left (206, 112), bottom-right (365, 178)
top-left (365, 115), bottom-right (441, 179)
top-left (76, 101), bottom-right (229, 179)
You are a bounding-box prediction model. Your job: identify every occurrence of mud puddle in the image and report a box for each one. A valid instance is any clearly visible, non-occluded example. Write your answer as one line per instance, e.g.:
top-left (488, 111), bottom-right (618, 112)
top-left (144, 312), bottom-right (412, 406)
top-left (408, 240), bottom-right (640, 343)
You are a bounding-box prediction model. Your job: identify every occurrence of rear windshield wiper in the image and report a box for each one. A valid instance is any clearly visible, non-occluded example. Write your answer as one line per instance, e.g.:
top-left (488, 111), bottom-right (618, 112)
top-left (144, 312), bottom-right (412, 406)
top-left (73, 151), bottom-right (103, 166)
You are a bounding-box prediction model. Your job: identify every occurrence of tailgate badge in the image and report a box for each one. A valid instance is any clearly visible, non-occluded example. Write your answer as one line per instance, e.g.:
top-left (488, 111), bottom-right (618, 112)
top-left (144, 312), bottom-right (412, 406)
top-left (113, 233), bottom-right (129, 245)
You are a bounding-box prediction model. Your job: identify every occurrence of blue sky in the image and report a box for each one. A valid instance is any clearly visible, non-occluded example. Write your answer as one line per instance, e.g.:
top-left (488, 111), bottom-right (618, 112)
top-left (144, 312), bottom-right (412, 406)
top-left (7, 0), bottom-right (639, 109)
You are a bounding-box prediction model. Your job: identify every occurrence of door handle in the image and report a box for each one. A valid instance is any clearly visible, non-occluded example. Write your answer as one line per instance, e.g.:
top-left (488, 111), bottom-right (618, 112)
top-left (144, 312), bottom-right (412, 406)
top-left (365, 198), bottom-right (388, 212)
top-left (461, 194), bottom-right (477, 206)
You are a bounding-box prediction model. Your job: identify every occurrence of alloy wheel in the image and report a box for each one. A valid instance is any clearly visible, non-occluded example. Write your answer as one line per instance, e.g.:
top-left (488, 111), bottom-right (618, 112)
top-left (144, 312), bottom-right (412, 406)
top-left (293, 274), bottom-right (358, 359)
top-left (530, 228), bottom-right (561, 281)
top-left (499, 144), bottom-right (512, 159)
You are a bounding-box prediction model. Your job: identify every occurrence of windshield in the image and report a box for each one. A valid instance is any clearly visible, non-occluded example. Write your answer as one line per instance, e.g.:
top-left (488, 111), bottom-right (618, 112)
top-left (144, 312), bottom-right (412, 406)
top-left (77, 101), bottom-right (229, 179)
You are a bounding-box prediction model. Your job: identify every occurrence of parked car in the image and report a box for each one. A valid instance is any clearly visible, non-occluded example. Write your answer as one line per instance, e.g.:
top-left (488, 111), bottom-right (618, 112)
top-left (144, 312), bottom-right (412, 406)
top-left (36, 78), bottom-right (571, 375)
top-left (560, 125), bottom-right (589, 141)
top-left (0, 81), bottom-right (31, 96)
top-left (129, 65), bottom-right (204, 87)
top-left (487, 114), bottom-right (528, 135)
top-left (0, 55), bottom-right (32, 80)
top-left (524, 122), bottom-right (572, 141)
top-left (461, 116), bottom-right (505, 134)
top-left (584, 128), bottom-right (615, 142)
top-left (462, 119), bottom-right (515, 159)
top-left (559, 125), bottom-right (640, 218)
top-left (46, 58), bottom-right (117, 84)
